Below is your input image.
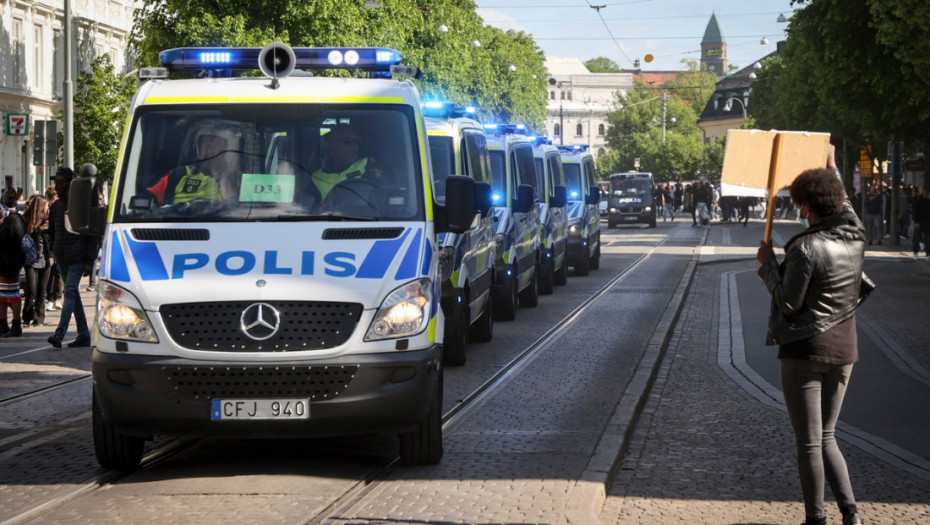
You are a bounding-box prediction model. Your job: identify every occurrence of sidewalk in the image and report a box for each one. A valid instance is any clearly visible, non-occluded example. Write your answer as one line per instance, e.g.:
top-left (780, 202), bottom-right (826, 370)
top-left (599, 221), bottom-right (930, 525)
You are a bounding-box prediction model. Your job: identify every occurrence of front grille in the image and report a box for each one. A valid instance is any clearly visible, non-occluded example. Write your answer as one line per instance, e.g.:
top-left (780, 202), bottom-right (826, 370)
top-left (131, 228), bottom-right (210, 241)
top-left (160, 301), bottom-right (363, 352)
top-left (618, 206), bottom-right (644, 214)
top-left (161, 365), bottom-right (358, 400)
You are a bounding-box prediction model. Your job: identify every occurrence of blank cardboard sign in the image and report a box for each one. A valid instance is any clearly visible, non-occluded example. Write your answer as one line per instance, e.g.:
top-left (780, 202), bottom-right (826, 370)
top-left (721, 129), bottom-right (831, 197)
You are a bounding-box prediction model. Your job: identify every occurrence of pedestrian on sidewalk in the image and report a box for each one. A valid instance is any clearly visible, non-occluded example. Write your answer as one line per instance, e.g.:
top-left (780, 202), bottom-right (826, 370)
top-left (912, 186), bottom-right (930, 260)
top-left (47, 166), bottom-right (101, 349)
top-left (43, 185), bottom-right (63, 312)
top-left (21, 194), bottom-right (52, 327)
top-left (756, 147), bottom-right (865, 525)
top-left (864, 184), bottom-right (883, 245)
top-left (0, 190), bottom-right (27, 337)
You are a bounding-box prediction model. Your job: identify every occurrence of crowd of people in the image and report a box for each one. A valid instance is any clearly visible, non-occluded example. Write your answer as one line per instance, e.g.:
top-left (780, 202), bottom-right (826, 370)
top-left (0, 166), bottom-right (101, 346)
top-left (653, 181), bottom-right (761, 227)
top-left (855, 182), bottom-right (930, 260)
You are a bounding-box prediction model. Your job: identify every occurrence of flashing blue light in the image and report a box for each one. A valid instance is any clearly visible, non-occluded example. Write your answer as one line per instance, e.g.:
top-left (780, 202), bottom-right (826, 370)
top-left (557, 144), bottom-right (591, 153)
top-left (463, 106), bottom-right (476, 114)
top-left (160, 46), bottom-right (403, 74)
top-left (570, 191), bottom-right (580, 198)
top-left (492, 193), bottom-right (502, 202)
top-left (424, 101), bottom-right (445, 109)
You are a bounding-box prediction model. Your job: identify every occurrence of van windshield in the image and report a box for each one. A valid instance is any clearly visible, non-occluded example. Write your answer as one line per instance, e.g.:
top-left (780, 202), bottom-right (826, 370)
top-left (113, 104), bottom-right (423, 223)
top-left (610, 177), bottom-right (653, 197)
top-left (489, 150), bottom-right (506, 206)
top-left (563, 163), bottom-right (583, 200)
top-left (428, 135), bottom-right (454, 205)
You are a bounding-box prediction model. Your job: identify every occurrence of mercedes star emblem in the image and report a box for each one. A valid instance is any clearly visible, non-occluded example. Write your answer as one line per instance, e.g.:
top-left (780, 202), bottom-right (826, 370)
top-left (240, 303), bottom-right (281, 341)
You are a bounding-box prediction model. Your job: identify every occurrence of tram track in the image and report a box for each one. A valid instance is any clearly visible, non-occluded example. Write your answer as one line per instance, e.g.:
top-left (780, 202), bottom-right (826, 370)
top-left (1, 225), bottom-right (676, 525)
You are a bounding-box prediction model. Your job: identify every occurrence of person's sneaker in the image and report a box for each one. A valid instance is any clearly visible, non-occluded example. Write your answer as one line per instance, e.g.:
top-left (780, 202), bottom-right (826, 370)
top-left (842, 512), bottom-right (863, 525)
top-left (48, 335), bottom-right (62, 349)
top-left (86, 284), bottom-right (96, 292)
top-left (914, 253), bottom-right (920, 261)
top-left (67, 335), bottom-right (92, 348)
top-left (53, 300), bottom-right (63, 309)
top-left (46, 301), bottom-right (56, 311)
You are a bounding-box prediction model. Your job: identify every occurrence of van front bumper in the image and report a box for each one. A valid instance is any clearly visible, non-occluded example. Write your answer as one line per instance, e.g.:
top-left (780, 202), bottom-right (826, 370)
top-left (92, 347), bottom-right (441, 439)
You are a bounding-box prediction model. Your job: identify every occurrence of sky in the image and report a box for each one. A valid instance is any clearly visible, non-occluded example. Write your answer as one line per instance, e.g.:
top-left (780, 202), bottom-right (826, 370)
top-left (473, 0), bottom-right (799, 72)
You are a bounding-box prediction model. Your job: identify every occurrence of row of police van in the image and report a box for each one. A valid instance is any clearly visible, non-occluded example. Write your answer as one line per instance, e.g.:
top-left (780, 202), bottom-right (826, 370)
top-left (425, 106), bottom-right (601, 367)
top-left (64, 43), bottom-right (601, 471)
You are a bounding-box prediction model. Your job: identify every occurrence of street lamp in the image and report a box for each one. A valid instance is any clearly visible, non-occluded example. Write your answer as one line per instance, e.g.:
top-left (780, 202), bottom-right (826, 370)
top-left (724, 96), bottom-right (748, 119)
top-left (777, 13), bottom-right (788, 23)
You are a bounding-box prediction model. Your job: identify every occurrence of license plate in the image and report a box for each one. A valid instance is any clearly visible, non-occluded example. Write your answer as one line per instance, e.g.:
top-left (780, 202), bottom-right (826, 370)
top-left (623, 216), bottom-right (637, 221)
top-left (211, 399), bottom-right (310, 421)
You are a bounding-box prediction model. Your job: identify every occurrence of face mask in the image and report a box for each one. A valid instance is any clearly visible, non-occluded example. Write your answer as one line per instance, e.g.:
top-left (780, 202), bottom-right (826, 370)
top-left (798, 203), bottom-right (809, 228)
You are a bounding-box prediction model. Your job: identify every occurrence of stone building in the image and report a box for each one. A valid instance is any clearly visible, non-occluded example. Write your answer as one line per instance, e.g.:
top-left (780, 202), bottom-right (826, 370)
top-left (0, 0), bottom-right (135, 199)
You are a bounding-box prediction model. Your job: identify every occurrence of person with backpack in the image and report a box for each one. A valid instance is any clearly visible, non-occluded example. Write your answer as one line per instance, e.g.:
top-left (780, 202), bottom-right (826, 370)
top-left (47, 166), bottom-right (102, 348)
top-left (21, 195), bottom-right (52, 327)
top-left (0, 189), bottom-right (27, 337)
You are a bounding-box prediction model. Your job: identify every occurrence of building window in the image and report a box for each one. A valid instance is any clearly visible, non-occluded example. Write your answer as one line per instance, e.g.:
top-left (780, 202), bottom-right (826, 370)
top-left (575, 123), bottom-right (583, 136)
top-left (34, 25), bottom-right (44, 91)
top-left (567, 91), bottom-right (572, 101)
top-left (598, 124), bottom-right (605, 136)
top-left (560, 91), bottom-right (565, 100)
top-left (13, 19), bottom-right (24, 86)
top-left (598, 148), bottom-right (606, 157)
top-left (550, 91), bottom-right (555, 100)
top-left (554, 124), bottom-right (561, 137)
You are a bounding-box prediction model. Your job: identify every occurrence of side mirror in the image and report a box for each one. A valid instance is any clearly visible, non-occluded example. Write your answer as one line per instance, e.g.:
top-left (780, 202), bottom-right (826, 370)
top-left (550, 185), bottom-right (567, 208)
top-left (514, 184), bottom-right (534, 213)
top-left (443, 176), bottom-right (478, 233)
top-left (66, 174), bottom-right (107, 235)
top-left (586, 185), bottom-right (599, 205)
top-left (474, 181), bottom-right (493, 217)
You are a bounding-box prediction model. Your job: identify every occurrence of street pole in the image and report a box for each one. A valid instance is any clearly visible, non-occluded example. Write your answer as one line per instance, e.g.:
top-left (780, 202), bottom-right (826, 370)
top-left (559, 100), bottom-right (564, 146)
top-left (63, 0), bottom-right (74, 170)
top-left (661, 92), bottom-right (667, 144)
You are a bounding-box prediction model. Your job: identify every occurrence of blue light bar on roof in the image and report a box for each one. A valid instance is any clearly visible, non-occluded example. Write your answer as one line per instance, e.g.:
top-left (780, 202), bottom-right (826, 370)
top-left (557, 144), bottom-right (590, 153)
top-left (423, 101), bottom-right (480, 119)
top-left (159, 46), bottom-right (403, 72)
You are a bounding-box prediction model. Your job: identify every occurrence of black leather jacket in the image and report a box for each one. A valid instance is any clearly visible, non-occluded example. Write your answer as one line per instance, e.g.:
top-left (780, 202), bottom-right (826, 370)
top-left (758, 202), bottom-right (866, 346)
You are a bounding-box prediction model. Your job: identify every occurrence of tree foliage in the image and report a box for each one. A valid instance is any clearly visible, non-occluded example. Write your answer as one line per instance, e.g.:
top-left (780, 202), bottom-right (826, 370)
top-left (71, 55), bottom-right (137, 183)
top-left (601, 82), bottom-right (709, 182)
top-left (751, 0), bottom-right (930, 174)
top-left (130, 0), bottom-right (548, 129)
top-left (584, 57), bottom-right (621, 73)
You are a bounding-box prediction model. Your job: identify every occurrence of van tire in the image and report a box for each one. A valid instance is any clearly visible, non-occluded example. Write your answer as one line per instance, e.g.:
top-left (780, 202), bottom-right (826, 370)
top-left (538, 256), bottom-right (554, 295)
top-left (469, 293), bottom-right (493, 343)
top-left (442, 301), bottom-right (467, 367)
top-left (575, 251), bottom-right (590, 276)
top-left (398, 371), bottom-right (443, 465)
top-left (554, 257), bottom-right (568, 286)
top-left (493, 270), bottom-right (517, 321)
top-left (590, 234), bottom-right (600, 270)
top-left (518, 267), bottom-right (539, 307)
top-left (93, 389), bottom-right (144, 471)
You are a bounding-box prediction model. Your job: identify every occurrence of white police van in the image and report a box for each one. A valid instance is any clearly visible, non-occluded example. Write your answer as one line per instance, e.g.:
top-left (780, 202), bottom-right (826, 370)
top-left (559, 145), bottom-right (601, 275)
top-left (484, 124), bottom-right (541, 321)
top-left (424, 104), bottom-right (495, 366)
top-left (531, 138), bottom-right (568, 293)
top-left (66, 44), bottom-right (478, 469)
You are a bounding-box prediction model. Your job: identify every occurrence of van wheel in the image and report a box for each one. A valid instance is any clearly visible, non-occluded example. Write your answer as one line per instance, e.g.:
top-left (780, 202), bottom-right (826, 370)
top-left (93, 388), bottom-right (144, 471)
top-left (554, 253), bottom-right (568, 286)
top-left (538, 256), bottom-right (554, 295)
top-left (493, 270), bottom-right (517, 321)
top-left (398, 370), bottom-right (443, 465)
top-left (590, 235), bottom-right (600, 270)
top-left (469, 293), bottom-right (493, 343)
top-left (575, 251), bottom-right (590, 276)
top-left (442, 300), bottom-right (467, 367)
top-left (649, 217), bottom-right (657, 228)
top-left (518, 267), bottom-right (539, 307)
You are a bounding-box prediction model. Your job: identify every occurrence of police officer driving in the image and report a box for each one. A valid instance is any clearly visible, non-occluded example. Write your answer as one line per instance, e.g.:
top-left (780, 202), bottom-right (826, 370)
top-left (311, 123), bottom-right (383, 200)
top-left (147, 120), bottom-right (242, 206)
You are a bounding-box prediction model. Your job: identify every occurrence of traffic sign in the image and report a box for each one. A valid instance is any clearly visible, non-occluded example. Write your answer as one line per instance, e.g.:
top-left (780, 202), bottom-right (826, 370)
top-left (859, 147), bottom-right (872, 178)
top-left (6, 114), bottom-right (29, 136)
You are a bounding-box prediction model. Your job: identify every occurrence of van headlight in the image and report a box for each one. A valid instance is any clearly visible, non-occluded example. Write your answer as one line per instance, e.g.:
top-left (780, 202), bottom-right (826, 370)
top-left (567, 218), bottom-right (582, 235)
top-left (97, 281), bottom-right (158, 343)
top-left (365, 278), bottom-right (432, 341)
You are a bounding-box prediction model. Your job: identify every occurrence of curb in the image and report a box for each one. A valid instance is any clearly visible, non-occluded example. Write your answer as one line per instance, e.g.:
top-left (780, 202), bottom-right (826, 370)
top-left (564, 228), bottom-right (705, 524)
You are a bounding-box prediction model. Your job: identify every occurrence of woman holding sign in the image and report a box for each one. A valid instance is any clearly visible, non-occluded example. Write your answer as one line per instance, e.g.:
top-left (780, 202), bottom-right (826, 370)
top-left (756, 146), bottom-right (866, 525)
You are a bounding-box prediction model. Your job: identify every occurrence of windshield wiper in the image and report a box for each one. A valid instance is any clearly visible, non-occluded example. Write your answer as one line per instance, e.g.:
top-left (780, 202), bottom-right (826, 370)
top-left (276, 213), bottom-right (379, 222)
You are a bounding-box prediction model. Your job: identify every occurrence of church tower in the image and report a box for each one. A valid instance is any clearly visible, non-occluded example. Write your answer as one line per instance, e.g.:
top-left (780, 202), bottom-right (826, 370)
top-left (701, 13), bottom-right (727, 76)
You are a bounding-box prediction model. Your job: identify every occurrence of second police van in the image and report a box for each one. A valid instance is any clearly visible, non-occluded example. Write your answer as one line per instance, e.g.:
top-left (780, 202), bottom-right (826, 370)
top-left (558, 145), bottom-right (601, 275)
top-left (606, 171), bottom-right (657, 228)
top-left (66, 44), bottom-right (480, 469)
top-left (484, 124), bottom-right (542, 321)
top-left (424, 103), bottom-right (496, 366)
top-left (531, 137), bottom-right (568, 293)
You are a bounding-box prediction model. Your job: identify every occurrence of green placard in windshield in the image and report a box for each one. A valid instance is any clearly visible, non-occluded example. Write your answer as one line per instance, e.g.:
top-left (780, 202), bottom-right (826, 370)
top-left (239, 173), bottom-right (296, 203)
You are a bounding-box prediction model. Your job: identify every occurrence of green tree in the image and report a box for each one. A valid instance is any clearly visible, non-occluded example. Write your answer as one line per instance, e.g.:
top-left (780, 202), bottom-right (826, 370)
top-left (584, 57), bottom-right (621, 73)
top-left (661, 60), bottom-right (718, 112)
top-left (603, 82), bottom-right (705, 182)
top-left (71, 55), bottom-right (137, 183)
top-left (130, 0), bottom-right (548, 129)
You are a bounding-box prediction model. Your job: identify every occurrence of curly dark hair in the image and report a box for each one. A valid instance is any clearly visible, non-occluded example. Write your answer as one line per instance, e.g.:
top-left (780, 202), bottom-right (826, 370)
top-left (789, 168), bottom-right (846, 218)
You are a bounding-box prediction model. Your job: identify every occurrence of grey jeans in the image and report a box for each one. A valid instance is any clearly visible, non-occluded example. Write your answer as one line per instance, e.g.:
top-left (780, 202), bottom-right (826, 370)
top-left (780, 359), bottom-right (857, 520)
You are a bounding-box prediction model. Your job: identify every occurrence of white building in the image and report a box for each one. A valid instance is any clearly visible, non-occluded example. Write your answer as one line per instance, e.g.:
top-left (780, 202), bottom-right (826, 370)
top-left (544, 56), bottom-right (633, 162)
top-left (0, 0), bottom-right (135, 198)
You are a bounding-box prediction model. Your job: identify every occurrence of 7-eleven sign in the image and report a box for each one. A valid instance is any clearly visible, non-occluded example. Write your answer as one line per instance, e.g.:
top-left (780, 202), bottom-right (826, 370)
top-left (7, 114), bottom-right (29, 136)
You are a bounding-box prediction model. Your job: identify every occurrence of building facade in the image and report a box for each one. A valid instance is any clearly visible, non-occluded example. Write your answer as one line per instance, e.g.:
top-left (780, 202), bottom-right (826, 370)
top-left (544, 56), bottom-right (633, 161)
top-left (0, 0), bottom-right (135, 199)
